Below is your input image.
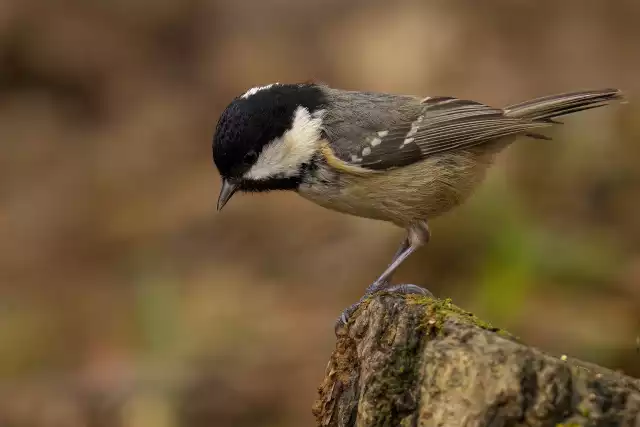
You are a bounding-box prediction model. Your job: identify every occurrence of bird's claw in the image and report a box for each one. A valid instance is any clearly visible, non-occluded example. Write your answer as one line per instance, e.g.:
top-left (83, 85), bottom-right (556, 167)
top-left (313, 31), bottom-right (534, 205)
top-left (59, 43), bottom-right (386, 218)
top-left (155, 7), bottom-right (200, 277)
top-left (334, 302), bottom-right (359, 336)
top-left (334, 284), bottom-right (433, 336)
top-left (385, 284), bottom-right (433, 296)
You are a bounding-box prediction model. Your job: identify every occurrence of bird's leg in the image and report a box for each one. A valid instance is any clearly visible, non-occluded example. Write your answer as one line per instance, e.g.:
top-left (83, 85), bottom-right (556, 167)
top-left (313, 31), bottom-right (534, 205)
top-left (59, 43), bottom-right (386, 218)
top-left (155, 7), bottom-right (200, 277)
top-left (335, 221), bottom-right (433, 334)
top-left (391, 237), bottom-right (411, 263)
top-left (368, 220), bottom-right (431, 292)
top-left (363, 237), bottom-right (409, 294)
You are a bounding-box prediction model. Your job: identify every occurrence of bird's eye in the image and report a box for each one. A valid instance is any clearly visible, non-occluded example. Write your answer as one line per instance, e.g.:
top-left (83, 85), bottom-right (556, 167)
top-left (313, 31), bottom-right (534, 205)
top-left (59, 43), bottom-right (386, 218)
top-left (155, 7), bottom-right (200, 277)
top-left (243, 151), bottom-right (258, 164)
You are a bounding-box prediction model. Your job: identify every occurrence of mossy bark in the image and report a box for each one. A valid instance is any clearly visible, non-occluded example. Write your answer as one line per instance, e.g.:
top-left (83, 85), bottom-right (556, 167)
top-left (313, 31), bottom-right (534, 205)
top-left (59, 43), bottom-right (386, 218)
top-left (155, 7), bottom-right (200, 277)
top-left (313, 294), bottom-right (640, 427)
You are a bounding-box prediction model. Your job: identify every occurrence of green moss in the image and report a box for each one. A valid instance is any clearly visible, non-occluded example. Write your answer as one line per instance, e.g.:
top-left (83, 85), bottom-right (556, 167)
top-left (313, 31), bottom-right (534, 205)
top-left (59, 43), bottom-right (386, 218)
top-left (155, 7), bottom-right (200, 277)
top-left (399, 416), bottom-right (414, 427)
top-left (405, 295), bottom-right (517, 340)
top-left (364, 296), bottom-right (425, 426)
top-left (578, 404), bottom-right (590, 418)
top-left (369, 345), bottom-right (420, 423)
top-left (556, 423), bottom-right (581, 427)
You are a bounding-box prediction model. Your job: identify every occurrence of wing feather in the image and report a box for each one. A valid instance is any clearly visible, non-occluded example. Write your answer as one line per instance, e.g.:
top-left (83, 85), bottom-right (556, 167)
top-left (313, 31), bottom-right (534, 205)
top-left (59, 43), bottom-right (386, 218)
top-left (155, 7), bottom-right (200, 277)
top-left (329, 97), bottom-right (550, 171)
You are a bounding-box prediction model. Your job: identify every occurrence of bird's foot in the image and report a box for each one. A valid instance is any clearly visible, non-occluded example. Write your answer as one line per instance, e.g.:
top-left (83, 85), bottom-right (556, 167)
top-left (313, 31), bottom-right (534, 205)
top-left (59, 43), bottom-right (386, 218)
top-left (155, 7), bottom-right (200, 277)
top-left (385, 283), bottom-right (432, 296)
top-left (334, 283), bottom-right (433, 336)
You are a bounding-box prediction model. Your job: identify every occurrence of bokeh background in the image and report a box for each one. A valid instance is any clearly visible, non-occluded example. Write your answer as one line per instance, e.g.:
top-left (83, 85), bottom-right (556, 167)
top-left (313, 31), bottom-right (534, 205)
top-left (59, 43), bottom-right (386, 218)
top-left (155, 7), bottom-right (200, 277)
top-left (1, 0), bottom-right (639, 425)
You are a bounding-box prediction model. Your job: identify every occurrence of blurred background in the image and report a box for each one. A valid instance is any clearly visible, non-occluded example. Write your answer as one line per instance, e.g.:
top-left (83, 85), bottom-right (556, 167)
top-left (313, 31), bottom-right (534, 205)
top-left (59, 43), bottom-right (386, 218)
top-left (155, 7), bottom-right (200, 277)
top-left (1, 0), bottom-right (639, 425)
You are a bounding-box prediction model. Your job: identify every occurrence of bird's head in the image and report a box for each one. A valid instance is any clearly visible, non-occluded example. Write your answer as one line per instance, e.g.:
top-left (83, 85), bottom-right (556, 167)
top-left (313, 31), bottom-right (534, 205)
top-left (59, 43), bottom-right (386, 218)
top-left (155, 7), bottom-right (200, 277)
top-left (212, 83), bottom-right (327, 210)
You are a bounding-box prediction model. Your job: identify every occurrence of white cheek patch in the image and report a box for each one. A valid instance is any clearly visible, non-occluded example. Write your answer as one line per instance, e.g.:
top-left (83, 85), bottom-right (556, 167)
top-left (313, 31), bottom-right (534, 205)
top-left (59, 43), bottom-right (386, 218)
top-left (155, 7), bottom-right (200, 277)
top-left (241, 83), bottom-right (279, 99)
top-left (244, 107), bottom-right (325, 180)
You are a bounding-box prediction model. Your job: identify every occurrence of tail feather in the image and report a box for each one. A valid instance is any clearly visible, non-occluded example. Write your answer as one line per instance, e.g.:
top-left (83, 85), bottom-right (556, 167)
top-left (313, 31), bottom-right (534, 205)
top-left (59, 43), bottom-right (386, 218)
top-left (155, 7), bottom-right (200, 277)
top-left (503, 89), bottom-right (623, 121)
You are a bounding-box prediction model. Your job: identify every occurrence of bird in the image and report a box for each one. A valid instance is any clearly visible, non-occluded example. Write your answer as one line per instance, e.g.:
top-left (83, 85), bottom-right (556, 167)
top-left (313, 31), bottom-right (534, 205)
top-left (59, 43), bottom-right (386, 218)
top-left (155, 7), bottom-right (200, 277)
top-left (211, 82), bottom-right (623, 332)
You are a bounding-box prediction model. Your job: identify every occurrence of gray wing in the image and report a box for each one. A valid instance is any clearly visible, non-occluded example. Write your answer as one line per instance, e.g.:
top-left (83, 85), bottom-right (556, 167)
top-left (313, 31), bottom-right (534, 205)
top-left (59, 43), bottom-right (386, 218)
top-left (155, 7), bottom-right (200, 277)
top-left (325, 96), bottom-right (551, 171)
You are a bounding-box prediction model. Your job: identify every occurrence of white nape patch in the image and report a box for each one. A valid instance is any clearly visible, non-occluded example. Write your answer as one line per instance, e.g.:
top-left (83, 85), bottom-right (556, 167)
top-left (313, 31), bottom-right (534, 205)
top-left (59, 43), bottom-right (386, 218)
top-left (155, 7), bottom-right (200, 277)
top-left (244, 106), bottom-right (325, 180)
top-left (362, 147), bottom-right (371, 156)
top-left (241, 83), bottom-right (279, 99)
top-left (370, 137), bottom-right (382, 147)
top-left (377, 130), bottom-right (389, 137)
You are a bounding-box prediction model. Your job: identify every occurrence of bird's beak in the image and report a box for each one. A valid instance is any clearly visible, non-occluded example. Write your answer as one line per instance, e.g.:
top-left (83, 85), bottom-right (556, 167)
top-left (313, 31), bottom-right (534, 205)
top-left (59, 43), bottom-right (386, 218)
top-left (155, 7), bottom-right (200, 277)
top-left (217, 179), bottom-right (238, 211)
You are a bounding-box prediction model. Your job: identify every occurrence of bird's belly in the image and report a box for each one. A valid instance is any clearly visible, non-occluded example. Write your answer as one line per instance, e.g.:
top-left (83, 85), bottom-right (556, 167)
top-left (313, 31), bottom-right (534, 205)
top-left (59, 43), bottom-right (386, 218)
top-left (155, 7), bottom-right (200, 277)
top-left (299, 151), bottom-right (495, 227)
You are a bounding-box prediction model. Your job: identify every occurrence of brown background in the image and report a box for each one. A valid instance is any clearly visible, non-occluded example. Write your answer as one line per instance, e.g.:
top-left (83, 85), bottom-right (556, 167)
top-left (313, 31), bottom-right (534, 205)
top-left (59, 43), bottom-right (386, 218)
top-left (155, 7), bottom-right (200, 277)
top-left (1, 0), bottom-right (639, 426)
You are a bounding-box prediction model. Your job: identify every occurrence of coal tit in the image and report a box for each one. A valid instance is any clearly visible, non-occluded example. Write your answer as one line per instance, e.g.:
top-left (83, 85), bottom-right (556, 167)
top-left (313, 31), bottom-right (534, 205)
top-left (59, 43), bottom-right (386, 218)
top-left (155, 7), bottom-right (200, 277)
top-left (212, 82), bottom-right (623, 331)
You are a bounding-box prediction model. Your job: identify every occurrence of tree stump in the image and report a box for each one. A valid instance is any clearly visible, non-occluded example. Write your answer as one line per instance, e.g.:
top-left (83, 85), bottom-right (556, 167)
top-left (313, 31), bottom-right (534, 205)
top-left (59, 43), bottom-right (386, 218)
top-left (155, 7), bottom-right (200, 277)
top-left (313, 294), bottom-right (640, 427)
